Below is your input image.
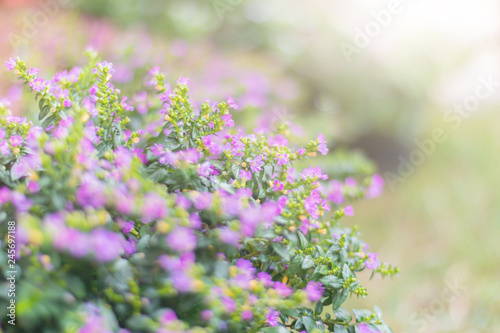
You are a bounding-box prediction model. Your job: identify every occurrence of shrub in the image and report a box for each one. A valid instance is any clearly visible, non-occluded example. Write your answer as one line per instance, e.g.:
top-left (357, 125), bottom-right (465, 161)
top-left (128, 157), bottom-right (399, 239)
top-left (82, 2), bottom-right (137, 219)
top-left (0, 53), bottom-right (397, 333)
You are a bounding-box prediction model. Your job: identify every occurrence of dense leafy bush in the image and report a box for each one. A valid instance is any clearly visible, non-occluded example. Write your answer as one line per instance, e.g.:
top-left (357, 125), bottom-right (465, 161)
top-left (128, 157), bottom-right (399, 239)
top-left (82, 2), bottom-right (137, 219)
top-left (0, 53), bottom-right (397, 333)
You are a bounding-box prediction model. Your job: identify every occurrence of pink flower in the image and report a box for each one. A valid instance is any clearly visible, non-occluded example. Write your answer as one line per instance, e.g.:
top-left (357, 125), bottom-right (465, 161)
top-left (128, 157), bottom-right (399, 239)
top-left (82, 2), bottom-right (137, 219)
top-left (4, 58), bottom-right (16, 71)
top-left (301, 166), bottom-right (328, 181)
top-left (166, 227), bottom-right (197, 252)
top-left (365, 252), bottom-right (380, 269)
top-left (344, 205), bottom-right (354, 216)
top-left (257, 272), bottom-right (273, 287)
top-left (9, 135), bottom-right (23, 146)
top-left (177, 77), bottom-right (190, 86)
top-left (366, 174), bottom-right (384, 198)
top-left (241, 310), bottom-right (253, 321)
top-left (297, 147), bottom-right (306, 156)
top-left (276, 153), bottom-right (289, 166)
top-left (249, 155), bottom-right (264, 173)
top-left (219, 227), bottom-right (240, 247)
top-left (160, 309), bottom-right (178, 324)
top-left (91, 229), bottom-right (125, 262)
top-left (317, 133), bottom-right (329, 155)
top-left (29, 78), bottom-right (47, 92)
top-left (304, 281), bottom-right (324, 302)
top-left (273, 282), bottom-right (292, 297)
top-left (266, 310), bottom-right (280, 327)
top-left (28, 68), bottom-right (39, 76)
top-left (228, 96), bottom-right (239, 110)
top-left (239, 169), bottom-right (252, 181)
top-left (221, 114), bottom-right (234, 127)
top-left (63, 99), bottom-right (72, 108)
top-left (358, 323), bottom-right (379, 333)
top-left (273, 180), bottom-right (284, 192)
top-left (27, 180), bottom-right (40, 193)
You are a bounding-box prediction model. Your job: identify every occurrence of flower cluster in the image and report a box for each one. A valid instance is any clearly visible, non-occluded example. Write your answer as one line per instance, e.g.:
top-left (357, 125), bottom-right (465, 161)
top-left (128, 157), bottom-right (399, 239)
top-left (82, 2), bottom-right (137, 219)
top-left (0, 56), bottom-right (397, 333)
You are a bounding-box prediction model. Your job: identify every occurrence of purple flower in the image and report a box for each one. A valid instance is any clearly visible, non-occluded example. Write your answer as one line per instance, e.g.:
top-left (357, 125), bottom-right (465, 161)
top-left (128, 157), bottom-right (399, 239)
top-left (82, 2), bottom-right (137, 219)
top-left (304, 190), bottom-right (322, 219)
top-left (249, 155), bottom-right (264, 174)
top-left (0, 187), bottom-right (10, 205)
top-left (142, 193), bottom-right (168, 221)
top-left (298, 147), bottom-right (306, 156)
top-left (9, 135), bottom-right (23, 147)
top-left (273, 282), bottom-right (292, 297)
top-left (227, 96), bottom-right (239, 110)
top-left (198, 162), bottom-right (211, 177)
top-left (0, 141), bottom-right (10, 155)
top-left (344, 205), bottom-right (354, 216)
top-left (365, 252), bottom-right (380, 269)
top-left (219, 227), bottom-right (240, 247)
top-left (63, 99), bottom-right (72, 108)
top-left (29, 78), bottom-right (48, 92)
top-left (159, 309), bottom-right (178, 324)
top-left (171, 271), bottom-right (193, 292)
top-left (273, 180), bottom-right (284, 192)
top-left (4, 57), bottom-right (16, 71)
top-left (29, 68), bottom-right (39, 76)
top-left (11, 192), bottom-right (32, 211)
top-left (266, 310), bottom-right (280, 327)
top-left (221, 114), bottom-right (234, 127)
top-left (327, 180), bottom-right (344, 205)
top-left (241, 310), bottom-right (253, 321)
top-left (221, 296), bottom-right (237, 313)
top-left (301, 166), bottom-right (328, 181)
top-left (53, 228), bottom-right (90, 258)
top-left (236, 258), bottom-right (256, 276)
top-left (276, 153), bottom-right (289, 166)
top-left (27, 180), bottom-right (40, 193)
top-left (121, 97), bottom-right (134, 111)
top-left (304, 281), bottom-right (324, 302)
top-left (358, 323), bottom-right (379, 333)
top-left (366, 174), bottom-right (384, 198)
top-left (239, 169), bottom-right (252, 181)
top-left (193, 192), bottom-right (212, 210)
top-left (200, 310), bottom-right (213, 321)
top-left (76, 175), bottom-right (107, 209)
top-left (257, 272), bottom-right (273, 287)
top-left (166, 227), bottom-right (197, 252)
top-left (177, 77), bottom-right (190, 86)
top-left (91, 229), bottom-right (125, 262)
top-left (317, 133), bottom-right (329, 155)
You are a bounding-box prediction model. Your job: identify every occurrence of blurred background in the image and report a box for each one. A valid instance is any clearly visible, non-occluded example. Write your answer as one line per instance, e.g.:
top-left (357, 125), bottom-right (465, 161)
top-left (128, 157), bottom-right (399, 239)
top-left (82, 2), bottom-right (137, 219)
top-left (1, 0), bottom-right (500, 331)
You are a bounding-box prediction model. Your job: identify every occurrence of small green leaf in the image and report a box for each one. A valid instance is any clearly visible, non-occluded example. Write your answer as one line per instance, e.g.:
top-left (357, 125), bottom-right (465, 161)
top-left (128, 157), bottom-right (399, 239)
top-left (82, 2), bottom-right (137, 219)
top-left (297, 231), bottom-right (309, 249)
top-left (301, 255), bottom-right (315, 270)
top-left (333, 324), bottom-right (348, 333)
top-left (272, 243), bottom-right (291, 261)
top-left (334, 308), bottom-right (352, 323)
top-left (319, 275), bottom-right (343, 289)
top-left (38, 105), bottom-right (50, 121)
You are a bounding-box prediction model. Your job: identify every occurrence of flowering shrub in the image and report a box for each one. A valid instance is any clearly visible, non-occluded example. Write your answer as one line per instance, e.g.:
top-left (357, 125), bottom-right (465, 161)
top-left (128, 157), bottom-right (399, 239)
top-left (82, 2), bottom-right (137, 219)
top-left (0, 53), bottom-right (397, 333)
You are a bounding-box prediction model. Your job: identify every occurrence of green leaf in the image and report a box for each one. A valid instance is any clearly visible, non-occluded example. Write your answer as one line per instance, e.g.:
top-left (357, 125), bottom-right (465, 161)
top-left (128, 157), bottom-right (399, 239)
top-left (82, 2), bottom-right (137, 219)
top-left (38, 105), bottom-right (50, 121)
top-left (42, 114), bottom-right (58, 128)
top-left (333, 324), bottom-right (348, 333)
top-left (319, 275), bottom-right (343, 289)
top-left (272, 242), bottom-right (291, 261)
top-left (342, 264), bottom-right (352, 280)
top-left (315, 301), bottom-right (324, 315)
top-left (301, 255), bottom-right (315, 270)
top-left (287, 254), bottom-right (303, 275)
top-left (302, 316), bottom-right (316, 332)
top-left (297, 231), bottom-right (309, 249)
top-left (334, 308), bottom-right (352, 323)
top-left (260, 326), bottom-right (290, 333)
top-left (332, 288), bottom-right (349, 310)
top-left (352, 309), bottom-right (373, 322)
top-left (38, 97), bottom-right (45, 111)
